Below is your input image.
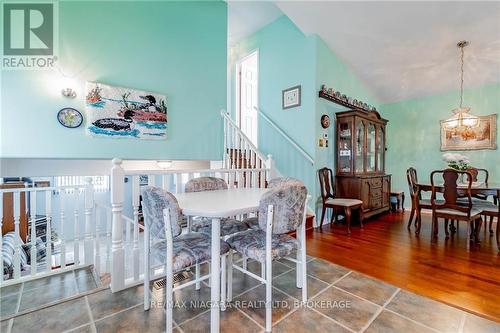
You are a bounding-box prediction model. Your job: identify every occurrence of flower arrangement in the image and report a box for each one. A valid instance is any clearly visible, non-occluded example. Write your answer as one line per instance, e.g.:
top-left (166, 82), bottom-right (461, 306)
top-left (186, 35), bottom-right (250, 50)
top-left (442, 153), bottom-right (471, 171)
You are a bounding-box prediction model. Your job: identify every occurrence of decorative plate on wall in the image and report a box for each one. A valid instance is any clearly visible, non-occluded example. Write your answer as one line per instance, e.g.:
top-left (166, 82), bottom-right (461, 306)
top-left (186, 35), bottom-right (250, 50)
top-left (321, 114), bottom-right (330, 129)
top-left (57, 108), bottom-right (83, 128)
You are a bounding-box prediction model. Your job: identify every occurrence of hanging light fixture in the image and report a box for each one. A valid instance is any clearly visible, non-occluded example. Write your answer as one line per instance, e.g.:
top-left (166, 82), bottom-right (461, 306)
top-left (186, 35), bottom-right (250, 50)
top-left (443, 40), bottom-right (479, 131)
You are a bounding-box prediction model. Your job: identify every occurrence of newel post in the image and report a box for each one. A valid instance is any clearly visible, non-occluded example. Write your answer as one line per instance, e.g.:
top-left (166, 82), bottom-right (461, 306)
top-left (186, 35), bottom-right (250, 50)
top-left (267, 154), bottom-right (276, 179)
top-left (84, 177), bottom-right (95, 265)
top-left (111, 158), bottom-right (125, 292)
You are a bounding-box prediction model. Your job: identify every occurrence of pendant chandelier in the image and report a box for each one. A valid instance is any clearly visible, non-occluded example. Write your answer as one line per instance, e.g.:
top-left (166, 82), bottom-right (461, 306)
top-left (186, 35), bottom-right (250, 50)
top-left (443, 40), bottom-right (479, 131)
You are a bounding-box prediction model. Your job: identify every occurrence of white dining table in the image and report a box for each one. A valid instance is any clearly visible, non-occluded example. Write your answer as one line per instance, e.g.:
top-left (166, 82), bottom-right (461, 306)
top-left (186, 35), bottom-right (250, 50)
top-left (174, 187), bottom-right (269, 333)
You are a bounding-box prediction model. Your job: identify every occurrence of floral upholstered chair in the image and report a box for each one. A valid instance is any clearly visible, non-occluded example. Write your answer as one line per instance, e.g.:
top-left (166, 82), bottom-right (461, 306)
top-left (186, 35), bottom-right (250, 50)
top-left (243, 177), bottom-right (304, 230)
top-left (226, 181), bottom-right (309, 332)
top-left (185, 177), bottom-right (249, 237)
top-left (141, 186), bottom-right (230, 333)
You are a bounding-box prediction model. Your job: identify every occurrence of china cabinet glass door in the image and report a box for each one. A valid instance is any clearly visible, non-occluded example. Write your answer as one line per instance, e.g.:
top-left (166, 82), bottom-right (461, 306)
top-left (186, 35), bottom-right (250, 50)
top-left (366, 123), bottom-right (376, 172)
top-left (338, 121), bottom-right (352, 173)
top-left (377, 126), bottom-right (384, 172)
top-left (355, 119), bottom-right (365, 173)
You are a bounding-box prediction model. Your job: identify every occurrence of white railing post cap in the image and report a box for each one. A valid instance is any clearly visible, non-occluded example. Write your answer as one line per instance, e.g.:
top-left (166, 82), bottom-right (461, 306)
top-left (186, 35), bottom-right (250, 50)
top-left (112, 158), bottom-right (123, 166)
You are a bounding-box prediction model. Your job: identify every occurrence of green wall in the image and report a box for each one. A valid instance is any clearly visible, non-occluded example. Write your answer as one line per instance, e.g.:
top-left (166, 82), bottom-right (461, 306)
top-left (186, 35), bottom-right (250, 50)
top-left (229, 16), bottom-right (380, 213)
top-left (382, 83), bottom-right (500, 204)
top-left (0, 1), bottom-right (227, 160)
top-left (315, 37), bottom-right (380, 174)
top-left (229, 16), bottom-right (317, 196)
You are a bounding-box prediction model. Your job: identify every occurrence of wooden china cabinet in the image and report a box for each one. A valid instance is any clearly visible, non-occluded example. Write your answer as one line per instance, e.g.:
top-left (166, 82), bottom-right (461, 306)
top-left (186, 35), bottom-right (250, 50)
top-left (335, 110), bottom-right (391, 218)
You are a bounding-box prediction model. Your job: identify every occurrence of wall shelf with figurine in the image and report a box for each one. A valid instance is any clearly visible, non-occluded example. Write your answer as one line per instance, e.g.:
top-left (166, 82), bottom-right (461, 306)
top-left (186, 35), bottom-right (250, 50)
top-left (318, 85), bottom-right (378, 114)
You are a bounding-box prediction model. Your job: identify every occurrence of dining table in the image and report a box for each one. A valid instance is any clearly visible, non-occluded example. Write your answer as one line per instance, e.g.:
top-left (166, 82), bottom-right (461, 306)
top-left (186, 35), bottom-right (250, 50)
top-left (417, 182), bottom-right (500, 198)
top-left (173, 187), bottom-right (269, 333)
top-left (417, 181), bottom-right (500, 241)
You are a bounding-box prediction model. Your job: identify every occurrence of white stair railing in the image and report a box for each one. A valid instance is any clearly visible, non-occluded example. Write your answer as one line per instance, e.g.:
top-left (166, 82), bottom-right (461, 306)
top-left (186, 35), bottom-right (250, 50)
top-left (0, 178), bottom-right (100, 286)
top-left (221, 110), bottom-right (277, 179)
top-left (109, 158), bottom-right (270, 292)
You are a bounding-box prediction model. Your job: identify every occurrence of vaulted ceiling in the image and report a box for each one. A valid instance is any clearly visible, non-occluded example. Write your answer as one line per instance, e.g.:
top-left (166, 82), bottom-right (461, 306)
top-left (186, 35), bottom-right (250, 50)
top-left (228, 1), bottom-right (500, 104)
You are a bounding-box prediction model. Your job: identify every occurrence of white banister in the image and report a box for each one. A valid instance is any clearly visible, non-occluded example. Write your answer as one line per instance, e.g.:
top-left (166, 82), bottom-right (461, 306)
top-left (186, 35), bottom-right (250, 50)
top-left (132, 175), bottom-right (140, 281)
top-left (60, 192), bottom-right (66, 269)
top-left (73, 188), bottom-right (80, 265)
top-left (111, 158), bottom-right (125, 292)
top-left (45, 191), bottom-right (52, 273)
top-left (84, 177), bottom-right (94, 265)
top-left (221, 110), bottom-right (267, 169)
top-left (13, 192), bottom-right (21, 279)
top-left (30, 191), bottom-right (37, 275)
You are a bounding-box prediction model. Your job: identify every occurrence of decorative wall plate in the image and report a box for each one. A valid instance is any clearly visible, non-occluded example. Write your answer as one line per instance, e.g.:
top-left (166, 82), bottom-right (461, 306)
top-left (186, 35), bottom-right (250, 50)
top-left (57, 108), bottom-right (83, 128)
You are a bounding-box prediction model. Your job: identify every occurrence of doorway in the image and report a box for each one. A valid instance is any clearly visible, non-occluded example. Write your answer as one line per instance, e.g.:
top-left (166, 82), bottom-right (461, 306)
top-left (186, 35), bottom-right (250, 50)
top-left (236, 50), bottom-right (259, 147)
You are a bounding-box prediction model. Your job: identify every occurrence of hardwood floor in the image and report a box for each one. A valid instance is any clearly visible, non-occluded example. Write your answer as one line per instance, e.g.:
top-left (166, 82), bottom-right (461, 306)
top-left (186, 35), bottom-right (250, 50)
top-left (307, 210), bottom-right (500, 323)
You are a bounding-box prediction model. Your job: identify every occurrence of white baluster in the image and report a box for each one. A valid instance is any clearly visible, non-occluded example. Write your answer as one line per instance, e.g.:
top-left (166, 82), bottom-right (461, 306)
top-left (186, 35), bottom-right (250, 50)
top-left (106, 208), bottom-right (112, 273)
top-left (175, 174), bottom-right (182, 194)
top-left (45, 191), bottom-right (52, 273)
top-left (162, 175), bottom-right (170, 191)
top-left (223, 117), bottom-right (227, 169)
top-left (13, 192), bottom-right (21, 279)
top-left (73, 187), bottom-right (80, 265)
top-left (147, 174), bottom-right (155, 187)
top-left (267, 154), bottom-right (275, 179)
top-left (94, 206), bottom-right (101, 276)
top-left (84, 177), bottom-right (94, 265)
top-left (30, 191), bottom-right (37, 275)
top-left (237, 170), bottom-right (243, 189)
top-left (60, 191), bottom-right (66, 268)
top-left (132, 176), bottom-right (140, 281)
top-left (111, 158), bottom-right (125, 291)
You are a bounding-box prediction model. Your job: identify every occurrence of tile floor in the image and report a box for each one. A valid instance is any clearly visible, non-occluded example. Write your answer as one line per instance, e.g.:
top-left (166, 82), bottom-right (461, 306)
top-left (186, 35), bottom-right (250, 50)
top-left (1, 266), bottom-right (100, 322)
top-left (1, 257), bottom-right (499, 333)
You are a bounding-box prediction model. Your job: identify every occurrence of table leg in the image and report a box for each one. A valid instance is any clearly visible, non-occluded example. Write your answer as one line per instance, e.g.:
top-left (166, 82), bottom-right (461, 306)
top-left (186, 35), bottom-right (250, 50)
top-left (210, 218), bottom-right (221, 333)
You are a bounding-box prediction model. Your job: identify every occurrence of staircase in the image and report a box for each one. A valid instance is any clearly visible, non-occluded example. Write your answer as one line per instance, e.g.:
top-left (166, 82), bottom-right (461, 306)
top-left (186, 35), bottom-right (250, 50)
top-left (221, 110), bottom-right (315, 228)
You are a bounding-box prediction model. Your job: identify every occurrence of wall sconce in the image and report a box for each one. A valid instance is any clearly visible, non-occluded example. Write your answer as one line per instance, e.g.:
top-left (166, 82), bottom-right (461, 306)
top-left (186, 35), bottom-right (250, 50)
top-left (157, 160), bottom-right (173, 169)
top-left (61, 87), bottom-right (77, 98)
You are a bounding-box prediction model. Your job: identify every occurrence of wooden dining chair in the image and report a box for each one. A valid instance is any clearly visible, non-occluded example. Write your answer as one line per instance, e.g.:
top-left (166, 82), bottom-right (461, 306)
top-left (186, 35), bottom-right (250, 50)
top-left (406, 167), bottom-right (441, 235)
top-left (430, 169), bottom-right (483, 243)
top-left (318, 167), bottom-right (363, 233)
top-left (464, 167), bottom-right (498, 234)
top-left (475, 189), bottom-right (500, 251)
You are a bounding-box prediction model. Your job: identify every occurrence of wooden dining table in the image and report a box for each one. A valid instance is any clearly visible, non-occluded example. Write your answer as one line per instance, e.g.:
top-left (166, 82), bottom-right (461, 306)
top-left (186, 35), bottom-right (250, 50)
top-left (418, 182), bottom-right (500, 198)
top-left (417, 182), bottom-right (500, 242)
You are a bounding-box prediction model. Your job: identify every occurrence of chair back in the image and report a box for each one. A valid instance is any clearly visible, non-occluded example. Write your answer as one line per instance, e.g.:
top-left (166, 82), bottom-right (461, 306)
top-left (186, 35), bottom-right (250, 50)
top-left (318, 167), bottom-right (335, 202)
top-left (141, 186), bottom-right (182, 240)
top-left (430, 169), bottom-right (473, 216)
top-left (406, 167), bottom-right (419, 198)
top-left (466, 167), bottom-right (489, 183)
top-left (257, 181), bottom-right (307, 234)
top-left (185, 177), bottom-right (227, 193)
top-left (268, 177), bottom-right (303, 189)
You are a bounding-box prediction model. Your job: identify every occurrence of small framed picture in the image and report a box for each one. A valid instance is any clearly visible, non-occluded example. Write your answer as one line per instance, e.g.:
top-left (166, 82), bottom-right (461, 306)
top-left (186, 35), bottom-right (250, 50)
top-left (282, 85), bottom-right (301, 109)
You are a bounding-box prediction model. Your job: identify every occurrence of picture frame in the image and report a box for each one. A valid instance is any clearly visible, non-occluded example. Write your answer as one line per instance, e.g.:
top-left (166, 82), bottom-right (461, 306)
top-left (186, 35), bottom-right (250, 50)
top-left (282, 85), bottom-right (301, 109)
top-left (440, 114), bottom-right (497, 151)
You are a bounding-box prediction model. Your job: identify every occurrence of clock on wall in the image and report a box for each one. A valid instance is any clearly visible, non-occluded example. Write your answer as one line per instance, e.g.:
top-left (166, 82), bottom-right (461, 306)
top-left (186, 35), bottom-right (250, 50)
top-left (57, 108), bottom-right (83, 128)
